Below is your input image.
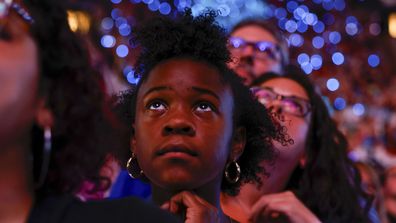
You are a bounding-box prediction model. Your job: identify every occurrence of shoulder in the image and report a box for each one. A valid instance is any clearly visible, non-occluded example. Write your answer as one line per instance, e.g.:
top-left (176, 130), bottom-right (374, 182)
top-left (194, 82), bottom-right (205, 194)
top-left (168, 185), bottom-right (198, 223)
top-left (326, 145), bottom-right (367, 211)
top-left (29, 195), bottom-right (181, 223)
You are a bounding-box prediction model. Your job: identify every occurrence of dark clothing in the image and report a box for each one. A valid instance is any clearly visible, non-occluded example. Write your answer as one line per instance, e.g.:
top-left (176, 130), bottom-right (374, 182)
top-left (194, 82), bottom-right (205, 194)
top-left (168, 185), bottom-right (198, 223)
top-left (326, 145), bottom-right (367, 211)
top-left (388, 212), bottom-right (396, 223)
top-left (28, 195), bottom-right (181, 223)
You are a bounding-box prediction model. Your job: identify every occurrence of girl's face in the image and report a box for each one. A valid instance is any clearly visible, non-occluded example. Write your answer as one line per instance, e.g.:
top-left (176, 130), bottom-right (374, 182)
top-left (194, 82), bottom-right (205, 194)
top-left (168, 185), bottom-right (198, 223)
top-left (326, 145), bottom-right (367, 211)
top-left (254, 78), bottom-right (310, 192)
top-left (132, 58), bottom-right (243, 192)
top-left (0, 2), bottom-right (39, 147)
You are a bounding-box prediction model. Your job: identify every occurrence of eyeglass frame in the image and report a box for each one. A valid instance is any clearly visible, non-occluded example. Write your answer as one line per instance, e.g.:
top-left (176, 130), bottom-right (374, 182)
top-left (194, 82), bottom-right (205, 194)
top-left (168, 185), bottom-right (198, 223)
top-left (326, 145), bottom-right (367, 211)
top-left (228, 36), bottom-right (281, 61)
top-left (250, 86), bottom-right (312, 118)
top-left (0, 0), bottom-right (34, 30)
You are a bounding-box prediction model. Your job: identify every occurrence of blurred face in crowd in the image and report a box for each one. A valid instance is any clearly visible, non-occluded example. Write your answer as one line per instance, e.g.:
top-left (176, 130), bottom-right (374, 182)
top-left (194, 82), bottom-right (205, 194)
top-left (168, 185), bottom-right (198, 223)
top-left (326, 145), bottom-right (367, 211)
top-left (251, 77), bottom-right (311, 192)
top-left (132, 58), bottom-right (243, 192)
top-left (0, 1), bottom-right (39, 148)
top-left (228, 25), bottom-right (282, 85)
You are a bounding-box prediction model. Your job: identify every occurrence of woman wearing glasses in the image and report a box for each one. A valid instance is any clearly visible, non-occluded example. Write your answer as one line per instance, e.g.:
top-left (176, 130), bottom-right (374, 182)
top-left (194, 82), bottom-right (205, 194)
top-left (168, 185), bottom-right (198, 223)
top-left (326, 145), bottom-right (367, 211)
top-left (227, 19), bottom-right (289, 85)
top-left (0, 0), bottom-right (179, 222)
top-left (221, 66), bottom-right (373, 222)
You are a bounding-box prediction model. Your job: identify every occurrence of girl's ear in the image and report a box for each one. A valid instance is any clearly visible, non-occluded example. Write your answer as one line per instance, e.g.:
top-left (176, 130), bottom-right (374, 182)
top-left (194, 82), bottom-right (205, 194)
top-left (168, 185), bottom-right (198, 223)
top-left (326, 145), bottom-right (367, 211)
top-left (35, 99), bottom-right (54, 128)
top-left (299, 154), bottom-right (307, 168)
top-left (230, 127), bottom-right (246, 161)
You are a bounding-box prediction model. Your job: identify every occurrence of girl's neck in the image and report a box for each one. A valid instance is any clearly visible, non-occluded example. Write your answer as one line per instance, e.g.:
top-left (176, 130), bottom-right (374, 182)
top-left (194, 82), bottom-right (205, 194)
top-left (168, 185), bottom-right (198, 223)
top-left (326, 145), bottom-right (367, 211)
top-left (0, 141), bottom-right (34, 223)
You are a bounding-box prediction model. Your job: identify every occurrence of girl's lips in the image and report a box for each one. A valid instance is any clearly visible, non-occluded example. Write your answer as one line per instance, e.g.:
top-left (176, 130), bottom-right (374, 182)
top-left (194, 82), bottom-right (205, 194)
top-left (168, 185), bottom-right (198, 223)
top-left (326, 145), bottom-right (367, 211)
top-left (156, 145), bottom-right (198, 157)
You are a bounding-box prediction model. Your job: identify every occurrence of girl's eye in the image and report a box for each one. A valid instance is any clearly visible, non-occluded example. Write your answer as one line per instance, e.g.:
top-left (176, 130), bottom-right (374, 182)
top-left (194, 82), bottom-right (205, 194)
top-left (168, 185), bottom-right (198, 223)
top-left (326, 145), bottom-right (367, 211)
top-left (195, 102), bottom-right (215, 112)
top-left (147, 101), bottom-right (166, 111)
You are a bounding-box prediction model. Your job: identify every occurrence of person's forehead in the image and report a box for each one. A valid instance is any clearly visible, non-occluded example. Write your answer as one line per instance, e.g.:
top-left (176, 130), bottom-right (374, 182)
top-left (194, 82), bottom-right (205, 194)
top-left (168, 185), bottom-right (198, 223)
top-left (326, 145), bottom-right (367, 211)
top-left (259, 78), bottom-right (309, 100)
top-left (231, 24), bottom-right (278, 43)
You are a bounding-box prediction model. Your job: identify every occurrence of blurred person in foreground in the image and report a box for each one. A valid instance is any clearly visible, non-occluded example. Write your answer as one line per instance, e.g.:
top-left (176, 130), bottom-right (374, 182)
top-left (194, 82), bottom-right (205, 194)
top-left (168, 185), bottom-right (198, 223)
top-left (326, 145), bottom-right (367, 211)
top-left (0, 0), bottom-right (179, 222)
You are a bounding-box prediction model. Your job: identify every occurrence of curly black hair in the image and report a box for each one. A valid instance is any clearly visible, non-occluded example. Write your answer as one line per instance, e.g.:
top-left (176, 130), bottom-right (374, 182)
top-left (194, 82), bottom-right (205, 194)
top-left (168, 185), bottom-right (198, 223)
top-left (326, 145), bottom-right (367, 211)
top-left (119, 9), bottom-right (289, 195)
top-left (252, 66), bottom-right (372, 222)
top-left (25, 0), bottom-right (120, 198)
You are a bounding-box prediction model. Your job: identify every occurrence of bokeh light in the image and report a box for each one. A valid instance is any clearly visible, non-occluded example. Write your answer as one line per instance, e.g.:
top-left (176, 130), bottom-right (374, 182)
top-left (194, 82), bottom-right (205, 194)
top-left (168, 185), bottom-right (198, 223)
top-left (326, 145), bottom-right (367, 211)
top-left (116, 44), bottom-right (129, 58)
top-left (352, 103), bottom-right (365, 116)
top-left (334, 97), bottom-right (347, 110)
top-left (368, 54), bottom-right (380, 68)
top-left (332, 52), bottom-right (345, 65)
top-left (327, 78), bottom-right (340, 91)
top-left (101, 35), bottom-right (116, 48)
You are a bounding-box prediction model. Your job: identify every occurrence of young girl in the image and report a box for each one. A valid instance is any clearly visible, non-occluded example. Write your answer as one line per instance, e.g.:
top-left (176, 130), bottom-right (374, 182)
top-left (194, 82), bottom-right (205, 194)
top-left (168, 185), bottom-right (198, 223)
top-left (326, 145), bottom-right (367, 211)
top-left (122, 10), bottom-right (288, 222)
top-left (221, 67), bottom-right (373, 222)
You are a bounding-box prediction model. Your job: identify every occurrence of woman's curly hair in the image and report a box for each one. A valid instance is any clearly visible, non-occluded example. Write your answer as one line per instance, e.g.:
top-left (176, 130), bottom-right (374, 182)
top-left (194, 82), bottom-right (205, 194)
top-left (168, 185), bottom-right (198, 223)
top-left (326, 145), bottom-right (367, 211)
top-left (25, 0), bottom-right (119, 198)
top-left (119, 9), bottom-right (289, 195)
top-left (252, 66), bottom-right (372, 223)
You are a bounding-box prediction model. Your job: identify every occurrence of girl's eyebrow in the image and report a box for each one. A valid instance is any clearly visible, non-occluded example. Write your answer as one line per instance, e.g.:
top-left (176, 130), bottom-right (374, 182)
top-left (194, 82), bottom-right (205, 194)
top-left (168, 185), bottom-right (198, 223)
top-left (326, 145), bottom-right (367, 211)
top-left (191, 86), bottom-right (220, 100)
top-left (143, 86), bottom-right (171, 98)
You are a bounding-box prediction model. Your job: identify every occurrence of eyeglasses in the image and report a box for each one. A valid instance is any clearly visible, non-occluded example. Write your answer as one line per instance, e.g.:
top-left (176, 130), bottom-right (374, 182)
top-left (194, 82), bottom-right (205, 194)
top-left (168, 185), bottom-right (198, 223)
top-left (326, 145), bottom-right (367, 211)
top-left (228, 37), bottom-right (281, 61)
top-left (251, 86), bottom-right (311, 117)
top-left (0, 0), bottom-right (34, 32)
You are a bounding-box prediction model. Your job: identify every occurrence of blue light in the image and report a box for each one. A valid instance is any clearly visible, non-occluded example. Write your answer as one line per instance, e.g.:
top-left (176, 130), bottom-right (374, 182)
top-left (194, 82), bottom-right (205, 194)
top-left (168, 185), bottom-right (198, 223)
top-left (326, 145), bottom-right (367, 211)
top-left (332, 52), bottom-right (344, 65)
top-left (123, 65), bottom-right (134, 76)
top-left (218, 4), bottom-right (231, 17)
top-left (278, 18), bottom-right (288, 30)
top-left (311, 54), bottom-right (323, 70)
top-left (297, 20), bottom-right (308, 33)
top-left (346, 16), bottom-right (358, 24)
top-left (126, 71), bottom-right (140, 85)
top-left (191, 4), bottom-right (204, 17)
top-left (111, 8), bottom-right (122, 20)
top-left (115, 17), bottom-right (127, 28)
top-left (285, 20), bottom-right (298, 33)
top-left (143, 0), bottom-right (153, 4)
top-left (101, 17), bottom-right (114, 31)
top-left (118, 24), bottom-right (131, 36)
top-left (111, 0), bottom-right (122, 4)
top-left (352, 103), bottom-right (365, 116)
top-left (293, 7), bottom-right (307, 21)
top-left (334, 0), bottom-right (346, 11)
top-left (313, 21), bottom-right (325, 33)
top-left (346, 23), bottom-right (358, 36)
top-left (287, 1), bottom-right (298, 13)
top-left (275, 8), bottom-right (287, 19)
top-left (116, 44), bottom-right (129, 58)
top-left (329, 31), bottom-right (341, 44)
top-left (159, 2), bottom-right (171, 15)
top-left (313, 0), bottom-right (322, 4)
top-left (326, 78), bottom-right (340, 91)
top-left (323, 13), bottom-right (335, 25)
top-left (298, 53), bottom-right (310, 65)
top-left (368, 54), bottom-right (380, 67)
top-left (322, 1), bottom-right (334, 11)
top-left (301, 63), bottom-right (313, 74)
top-left (148, 0), bottom-right (160, 11)
top-left (174, 0), bottom-right (192, 9)
top-left (130, 0), bottom-right (141, 3)
top-left (334, 97), bottom-right (346, 110)
top-left (303, 13), bottom-right (318, 26)
top-left (289, 34), bottom-right (304, 47)
top-left (312, 36), bottom-right (324, 49)
top-left (101, 35), bottom-right (116, 48)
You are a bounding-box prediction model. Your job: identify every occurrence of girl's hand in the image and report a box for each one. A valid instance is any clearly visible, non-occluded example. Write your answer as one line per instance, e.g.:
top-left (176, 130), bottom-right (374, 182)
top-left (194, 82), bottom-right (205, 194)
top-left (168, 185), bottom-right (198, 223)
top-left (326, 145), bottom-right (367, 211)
top-left (248, 191), bottom-right (321, 223)
top-left (161, 191), bottom-right (220, 223)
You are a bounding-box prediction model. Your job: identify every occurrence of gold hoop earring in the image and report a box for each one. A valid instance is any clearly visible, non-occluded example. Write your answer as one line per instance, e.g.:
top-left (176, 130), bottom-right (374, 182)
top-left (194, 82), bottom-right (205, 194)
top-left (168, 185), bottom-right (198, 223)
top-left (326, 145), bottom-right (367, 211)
top-left (225, 160), bottom-right (241, 184)
top-left (35, 127), bottom-right (52, 188)
top-left (126, 153), bottom-right (143, 179)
